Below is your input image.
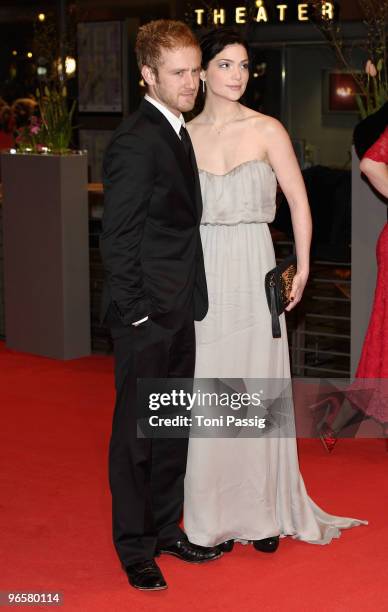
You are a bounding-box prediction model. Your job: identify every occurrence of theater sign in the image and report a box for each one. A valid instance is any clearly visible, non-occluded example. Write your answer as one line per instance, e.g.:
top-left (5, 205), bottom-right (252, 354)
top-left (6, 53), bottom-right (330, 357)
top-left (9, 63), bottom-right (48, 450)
top-left (192, 1), bottom-right (335, 25)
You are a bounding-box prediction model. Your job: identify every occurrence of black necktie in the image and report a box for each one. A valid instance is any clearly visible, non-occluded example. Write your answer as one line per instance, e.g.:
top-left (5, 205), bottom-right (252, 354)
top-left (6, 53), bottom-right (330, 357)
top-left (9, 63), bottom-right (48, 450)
top-left (179, 125), bottom-right (200, 213)
top-left (179, 125), bottom-right (196, 175)
top-left (180, 125), bottom-right (193, 157)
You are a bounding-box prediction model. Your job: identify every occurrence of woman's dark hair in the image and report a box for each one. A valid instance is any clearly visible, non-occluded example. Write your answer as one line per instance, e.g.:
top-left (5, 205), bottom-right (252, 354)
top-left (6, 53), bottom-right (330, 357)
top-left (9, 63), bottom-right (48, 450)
top-left (200, 27), bottom-right (249, 70)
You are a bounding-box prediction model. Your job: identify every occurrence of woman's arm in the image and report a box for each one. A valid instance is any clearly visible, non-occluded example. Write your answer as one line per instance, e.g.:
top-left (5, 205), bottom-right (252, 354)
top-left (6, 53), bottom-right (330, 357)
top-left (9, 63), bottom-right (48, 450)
top-left (264, 118), bottom-right (312, 311)
top-left (359, 157), bottom-right (388, 198)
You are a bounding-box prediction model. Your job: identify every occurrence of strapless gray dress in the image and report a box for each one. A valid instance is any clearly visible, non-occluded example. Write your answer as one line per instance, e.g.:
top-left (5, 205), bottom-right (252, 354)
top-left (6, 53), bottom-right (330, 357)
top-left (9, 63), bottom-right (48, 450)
top-left (183, 160), bottom-right (367, 546)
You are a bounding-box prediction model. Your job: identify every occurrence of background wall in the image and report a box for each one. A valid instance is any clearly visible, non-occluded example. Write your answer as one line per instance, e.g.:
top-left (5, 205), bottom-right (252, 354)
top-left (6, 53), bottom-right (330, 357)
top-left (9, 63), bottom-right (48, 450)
top-left (286, 44), bottom-right (365, 168)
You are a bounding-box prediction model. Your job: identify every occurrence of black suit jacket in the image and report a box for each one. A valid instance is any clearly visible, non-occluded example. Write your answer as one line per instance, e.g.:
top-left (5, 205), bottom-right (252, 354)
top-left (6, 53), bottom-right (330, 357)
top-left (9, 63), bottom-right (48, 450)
top-left (100, 99), bottom-right (208, 326)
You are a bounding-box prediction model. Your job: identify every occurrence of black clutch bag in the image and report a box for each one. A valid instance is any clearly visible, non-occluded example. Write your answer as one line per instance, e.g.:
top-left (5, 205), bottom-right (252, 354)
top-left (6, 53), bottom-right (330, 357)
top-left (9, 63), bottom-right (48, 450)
top-left (265, 254), bottom-right (297, 338)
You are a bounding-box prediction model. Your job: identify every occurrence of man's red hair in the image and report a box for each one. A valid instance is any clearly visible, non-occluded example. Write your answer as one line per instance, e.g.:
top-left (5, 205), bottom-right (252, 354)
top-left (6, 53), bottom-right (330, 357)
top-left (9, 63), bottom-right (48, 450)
top-left (135, 19), bottom-right (199, 71)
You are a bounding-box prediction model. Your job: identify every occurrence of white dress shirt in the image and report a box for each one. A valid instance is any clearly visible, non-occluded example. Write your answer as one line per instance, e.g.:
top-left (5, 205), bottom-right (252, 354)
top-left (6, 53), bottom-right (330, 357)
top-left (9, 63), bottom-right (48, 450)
top-left (132, 95), bottom-right (185, 326)
top-left (144, 94), bottom-right (185, 137)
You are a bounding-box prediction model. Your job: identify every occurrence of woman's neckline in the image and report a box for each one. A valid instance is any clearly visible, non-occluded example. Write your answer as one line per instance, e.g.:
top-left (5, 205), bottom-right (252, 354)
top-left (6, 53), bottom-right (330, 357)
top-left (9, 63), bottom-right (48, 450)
top-left (198, 159), bottom-right (272, 177)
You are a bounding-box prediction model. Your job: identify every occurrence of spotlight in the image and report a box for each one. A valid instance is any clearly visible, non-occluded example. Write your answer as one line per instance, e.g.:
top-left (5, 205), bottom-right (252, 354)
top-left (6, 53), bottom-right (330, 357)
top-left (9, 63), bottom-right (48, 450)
top-left (56, 56), bottom-right (77, 76)
top-left (27, 52), bottom-right (33, 59)
top-left (38, 13), bottom-right (46, 22)
top-left (12, 50), bottom-right (17, 56)
top-left (65, 56), bottom-right (76, 76)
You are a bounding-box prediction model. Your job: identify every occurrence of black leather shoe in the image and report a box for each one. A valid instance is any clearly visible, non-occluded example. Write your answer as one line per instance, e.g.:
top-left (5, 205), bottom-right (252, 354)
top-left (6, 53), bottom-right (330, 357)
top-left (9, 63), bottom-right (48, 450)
top-left (218, 540), bottom-right (234, 553)
top-left (157, 540), bottom-right (222, 563)
top-left (125, 560), bottom-right (167, 591)
top-left (253, 536), bottom-right (280, 553)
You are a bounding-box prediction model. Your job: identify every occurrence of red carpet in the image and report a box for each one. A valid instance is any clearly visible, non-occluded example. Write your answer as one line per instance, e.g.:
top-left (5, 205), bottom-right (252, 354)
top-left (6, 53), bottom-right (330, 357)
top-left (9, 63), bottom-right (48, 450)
top-left (0, 342), bottom-right (387, 611)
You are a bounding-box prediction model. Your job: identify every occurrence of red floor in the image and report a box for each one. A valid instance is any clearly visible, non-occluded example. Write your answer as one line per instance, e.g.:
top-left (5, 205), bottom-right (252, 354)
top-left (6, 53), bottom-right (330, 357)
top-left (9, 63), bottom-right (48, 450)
top-left (0, 342), bottom-right (387, 611)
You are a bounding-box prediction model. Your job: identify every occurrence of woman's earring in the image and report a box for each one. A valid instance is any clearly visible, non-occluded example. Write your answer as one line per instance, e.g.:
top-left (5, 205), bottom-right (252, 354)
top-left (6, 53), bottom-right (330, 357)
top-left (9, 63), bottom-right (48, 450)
top-left (202, 79), bottom-right (206, 94)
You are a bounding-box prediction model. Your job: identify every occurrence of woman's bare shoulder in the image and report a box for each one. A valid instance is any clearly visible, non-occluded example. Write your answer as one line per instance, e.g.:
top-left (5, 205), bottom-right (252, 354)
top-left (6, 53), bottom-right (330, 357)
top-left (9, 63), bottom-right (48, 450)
top-left (245, 110), bottom-right (285, 134)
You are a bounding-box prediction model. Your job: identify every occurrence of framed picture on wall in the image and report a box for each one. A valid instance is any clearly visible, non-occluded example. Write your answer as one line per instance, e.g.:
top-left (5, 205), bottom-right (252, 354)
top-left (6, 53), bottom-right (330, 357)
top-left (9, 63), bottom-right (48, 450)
top-left (322, 70), bottom-right (363, 114)
top-left (77, 21), bottom-right (123, 113)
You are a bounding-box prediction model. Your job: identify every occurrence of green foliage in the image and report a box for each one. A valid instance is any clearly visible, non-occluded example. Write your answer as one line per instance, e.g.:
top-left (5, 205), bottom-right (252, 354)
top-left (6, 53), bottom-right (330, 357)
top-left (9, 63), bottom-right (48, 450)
top-left (16, 85), bottom-right (76, 154)
top-left (37, 85), bottom-right (76, 153)
top-left (15, 11), bottom-right (77, 154)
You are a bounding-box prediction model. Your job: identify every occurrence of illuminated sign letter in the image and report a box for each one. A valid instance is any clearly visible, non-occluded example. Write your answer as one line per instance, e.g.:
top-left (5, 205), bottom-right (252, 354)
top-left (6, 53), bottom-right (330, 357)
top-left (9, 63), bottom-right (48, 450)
top-left (255, 0), bottom-right (268, 23)
top-left (298, 3), bottom-right (309, 21)
top-left (213, 8), bottom-right (226, 24)
top-left (194, 8), bottom-right (205, 25)
top-left (276, 4), bottom-right (288, 21)
top-left (322, 1), bottom-right (334, 19)
top-left (236, 7), bottom-right (247, 23)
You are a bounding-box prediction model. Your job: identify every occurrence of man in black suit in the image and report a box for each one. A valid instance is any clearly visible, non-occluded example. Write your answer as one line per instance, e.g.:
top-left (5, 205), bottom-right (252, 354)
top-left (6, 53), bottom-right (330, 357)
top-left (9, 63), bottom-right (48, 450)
top-left (100, 20), bottom-right (220, 591)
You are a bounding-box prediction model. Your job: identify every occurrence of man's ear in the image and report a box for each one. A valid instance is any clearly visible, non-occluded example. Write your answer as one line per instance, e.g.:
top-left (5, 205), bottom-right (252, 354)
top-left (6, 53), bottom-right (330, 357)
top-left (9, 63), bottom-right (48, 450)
top-left (141, 65), bottom-right (156, 87)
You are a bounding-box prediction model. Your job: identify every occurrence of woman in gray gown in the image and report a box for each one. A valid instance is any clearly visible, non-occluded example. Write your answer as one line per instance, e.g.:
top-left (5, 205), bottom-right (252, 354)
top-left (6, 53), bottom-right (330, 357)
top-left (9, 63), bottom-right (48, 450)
top-left (183, 28), bottom-right (366, 552)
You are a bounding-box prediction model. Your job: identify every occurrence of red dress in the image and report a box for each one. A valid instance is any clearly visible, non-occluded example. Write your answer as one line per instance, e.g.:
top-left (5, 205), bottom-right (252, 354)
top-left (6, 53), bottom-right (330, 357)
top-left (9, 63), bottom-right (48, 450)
top-left (355, 127), bottom-right (388, 422)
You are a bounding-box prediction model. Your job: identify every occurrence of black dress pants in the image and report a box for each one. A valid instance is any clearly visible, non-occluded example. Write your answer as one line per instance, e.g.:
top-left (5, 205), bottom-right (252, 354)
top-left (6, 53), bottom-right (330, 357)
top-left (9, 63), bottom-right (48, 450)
top-left (108, 311), bottom-right (195, 567)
